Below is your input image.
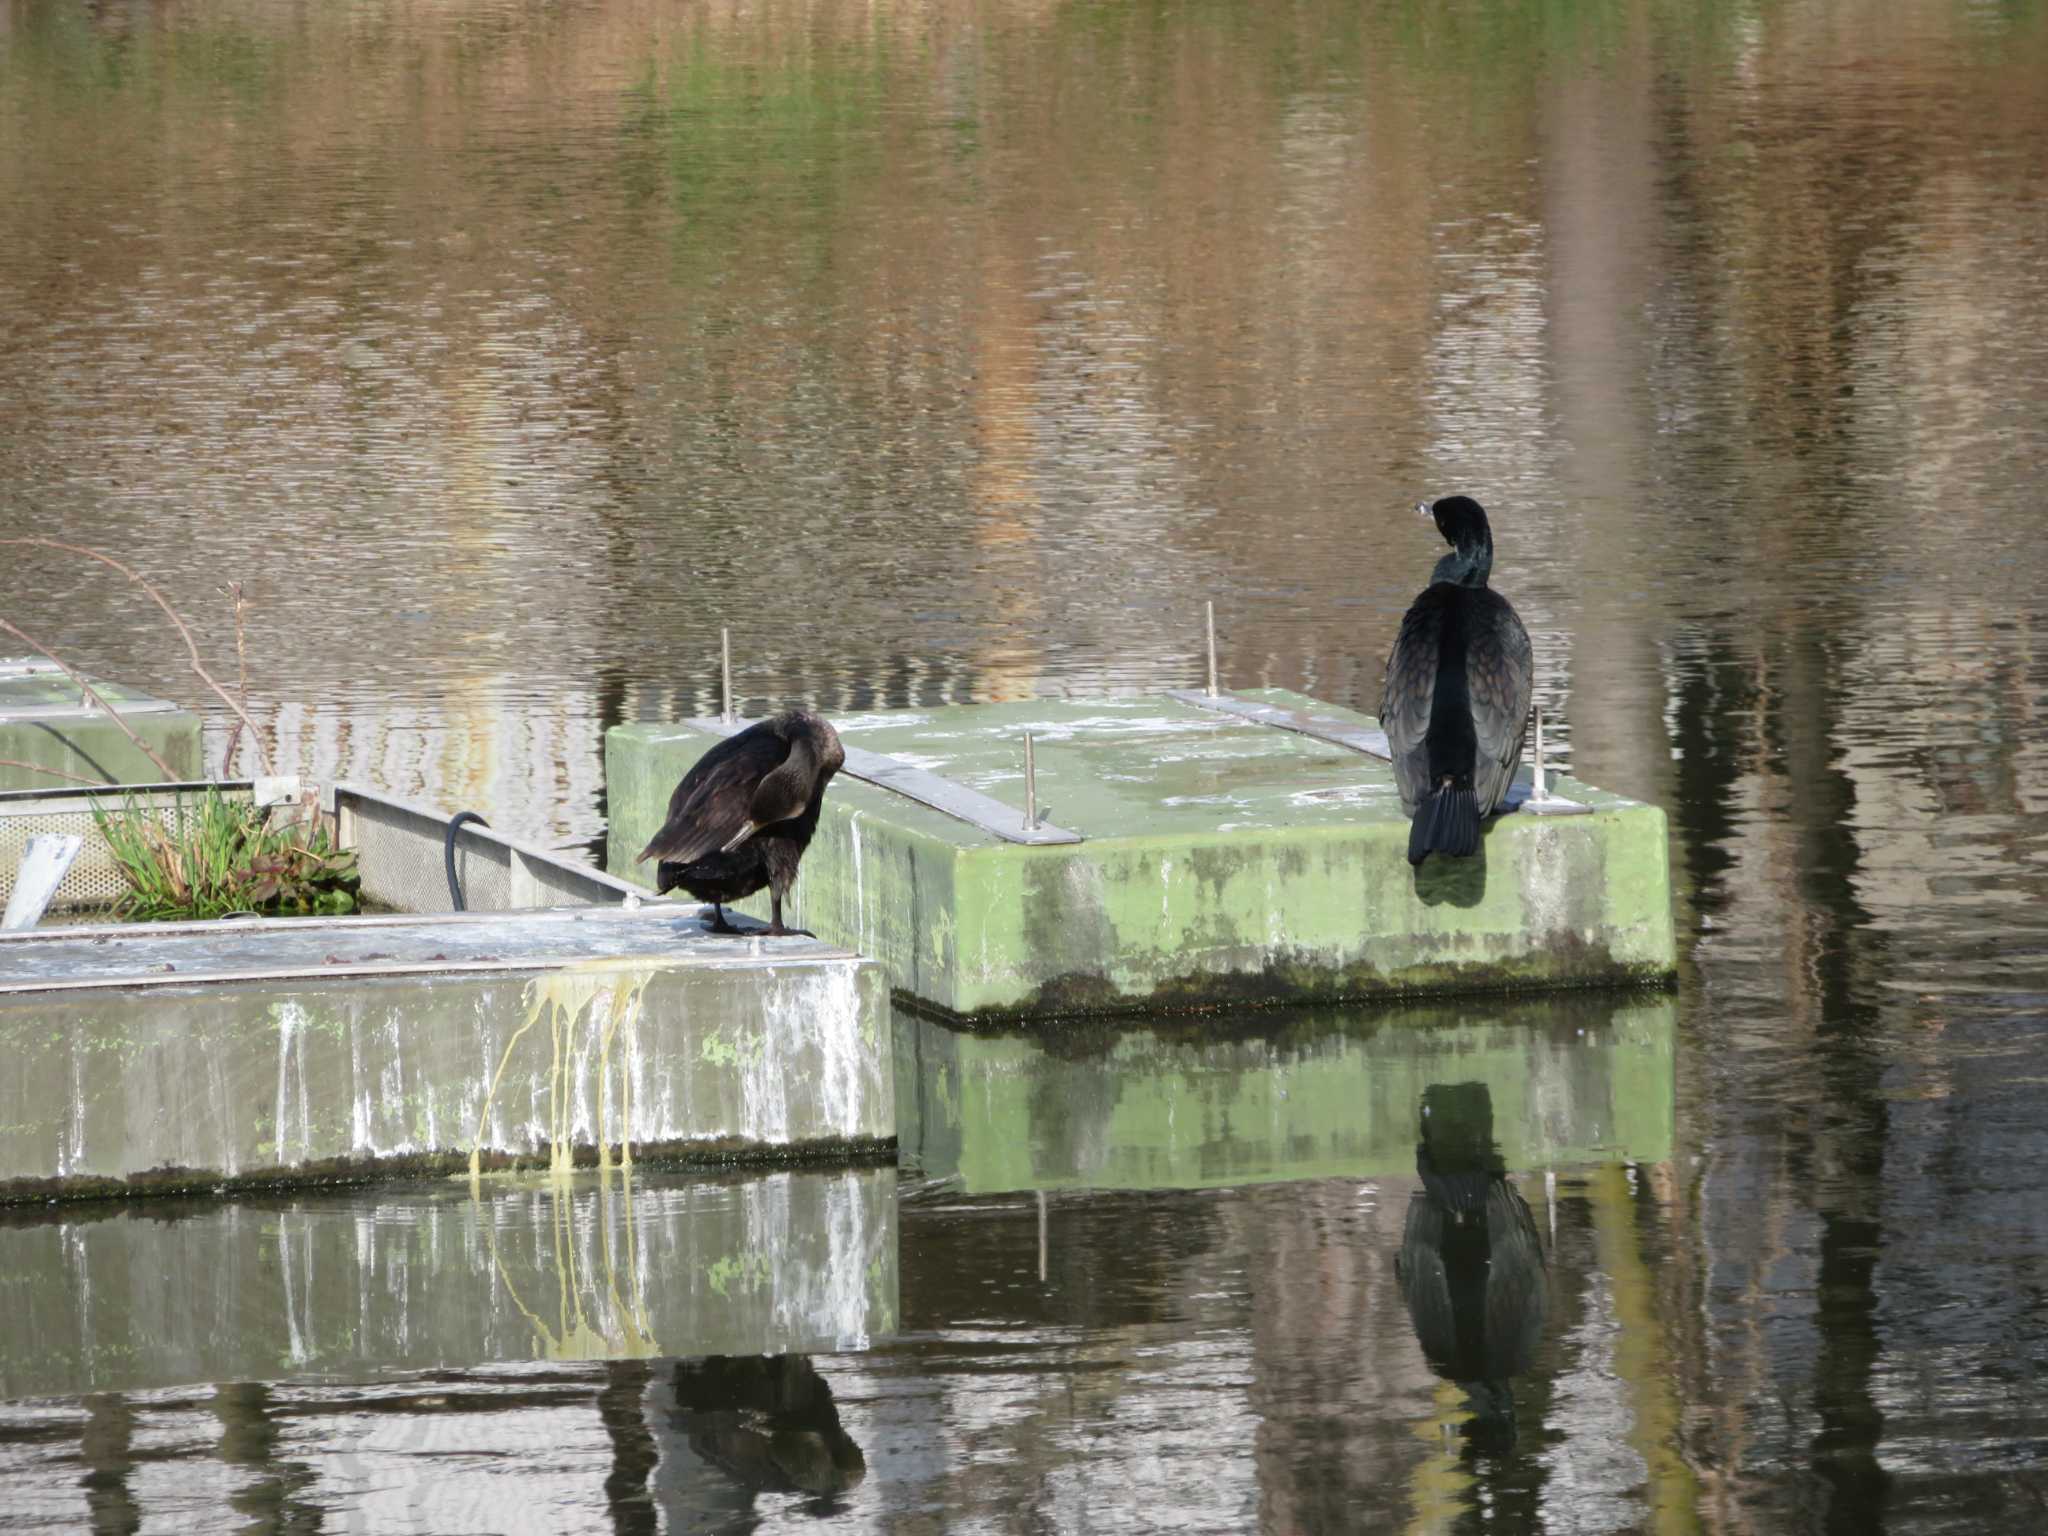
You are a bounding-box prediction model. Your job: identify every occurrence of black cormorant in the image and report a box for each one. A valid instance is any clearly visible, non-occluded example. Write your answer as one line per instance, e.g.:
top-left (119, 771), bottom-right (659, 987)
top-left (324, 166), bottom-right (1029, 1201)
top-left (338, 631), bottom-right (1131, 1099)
top-left (1381, 495), bottom-right (1534, 866)
top-left (634, 709), bottom-right (845, 937)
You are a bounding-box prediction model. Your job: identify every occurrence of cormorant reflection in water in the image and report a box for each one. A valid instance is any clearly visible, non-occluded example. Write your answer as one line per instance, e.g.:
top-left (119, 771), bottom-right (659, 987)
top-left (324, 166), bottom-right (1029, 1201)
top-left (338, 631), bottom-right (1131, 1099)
top-left (1394, 1082), bottom-right (1548, 1455)
top-left (648, 1354), bottom-right (865, 1521)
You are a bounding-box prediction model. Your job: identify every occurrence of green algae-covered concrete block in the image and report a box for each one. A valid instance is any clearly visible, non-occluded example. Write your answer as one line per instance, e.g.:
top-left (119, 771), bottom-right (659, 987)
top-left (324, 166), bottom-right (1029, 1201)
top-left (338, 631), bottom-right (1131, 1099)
top-left (606, 691), bottom-right (1675, 1020)
top-left (897, 991), bottom-right (1675, 1194)
top-left (0, 659), bottom-right (204, 790)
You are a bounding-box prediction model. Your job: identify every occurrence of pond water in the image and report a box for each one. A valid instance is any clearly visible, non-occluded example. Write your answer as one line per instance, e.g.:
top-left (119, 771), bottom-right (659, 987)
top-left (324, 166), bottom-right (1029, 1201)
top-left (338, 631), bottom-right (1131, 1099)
top-left (4, 0), bottom-right (2048, 1530)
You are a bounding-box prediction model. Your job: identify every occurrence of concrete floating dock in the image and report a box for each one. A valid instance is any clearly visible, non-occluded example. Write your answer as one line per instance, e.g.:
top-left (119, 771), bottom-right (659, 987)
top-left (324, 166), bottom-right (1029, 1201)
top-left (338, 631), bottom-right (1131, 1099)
top-left (896, 993), bottom-right (1675, 1194)
top-left (0, 908), bottom-right (893, 1201)
top-left (607, 690), bottom-right (1676, 1020)
top-left (0, 1167), bottom-right (897, 1400)
top-left (0, 657), bottom-right (203, 792)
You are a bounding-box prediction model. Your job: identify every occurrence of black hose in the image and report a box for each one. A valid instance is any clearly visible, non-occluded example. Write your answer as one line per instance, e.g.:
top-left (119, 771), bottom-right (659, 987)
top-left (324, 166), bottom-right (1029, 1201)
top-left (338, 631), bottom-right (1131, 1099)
top-left (444, 810), bottom-right (489, 912)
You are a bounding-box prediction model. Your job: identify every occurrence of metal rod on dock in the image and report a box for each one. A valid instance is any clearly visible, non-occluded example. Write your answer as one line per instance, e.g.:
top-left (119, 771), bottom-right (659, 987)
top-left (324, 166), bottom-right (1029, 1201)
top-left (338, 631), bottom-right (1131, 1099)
top-left (1532, 706), bottom-right (1546, 801)
top-left (1206, 601), bottom-right (1218, 698)
top-left (1038, 1189), bottom-right (1049, 1283)
top-left (721, 627), bottom-right (734, 725)
top-left (1024, 732), bottom-right (1038, 829)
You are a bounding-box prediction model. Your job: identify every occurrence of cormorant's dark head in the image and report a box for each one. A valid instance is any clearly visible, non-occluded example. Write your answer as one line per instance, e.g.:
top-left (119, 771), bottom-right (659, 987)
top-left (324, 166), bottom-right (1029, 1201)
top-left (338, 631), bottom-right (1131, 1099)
top-left (1419, 495), bottom-right (1492, 553)
top-left (1417, 1081), bottom-right (1505, 1215)
top-left (788, 708), bottom-right (846, 779)
top-left (1417, 495), bottom-right (1495, 586)
top-left (769, 707), bottom-right (847, 791)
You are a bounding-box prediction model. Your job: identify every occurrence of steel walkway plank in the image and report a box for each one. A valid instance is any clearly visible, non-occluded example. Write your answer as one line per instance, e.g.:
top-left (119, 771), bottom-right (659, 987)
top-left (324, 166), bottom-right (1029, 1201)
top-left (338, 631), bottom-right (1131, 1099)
top-left (682, 718), bottom-right (1085, 845)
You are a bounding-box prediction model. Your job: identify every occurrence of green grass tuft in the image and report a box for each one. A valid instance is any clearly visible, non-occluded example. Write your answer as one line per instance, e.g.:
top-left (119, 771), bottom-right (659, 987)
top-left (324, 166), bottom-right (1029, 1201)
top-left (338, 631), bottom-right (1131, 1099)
top-left (92, 787), bottom-right (360, 922)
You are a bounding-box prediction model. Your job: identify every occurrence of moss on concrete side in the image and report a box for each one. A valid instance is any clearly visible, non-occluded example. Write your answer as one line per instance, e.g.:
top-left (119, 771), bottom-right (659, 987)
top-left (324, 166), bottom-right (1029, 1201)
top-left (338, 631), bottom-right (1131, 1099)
top-left (0, 1134), bottom-right (898, 1208)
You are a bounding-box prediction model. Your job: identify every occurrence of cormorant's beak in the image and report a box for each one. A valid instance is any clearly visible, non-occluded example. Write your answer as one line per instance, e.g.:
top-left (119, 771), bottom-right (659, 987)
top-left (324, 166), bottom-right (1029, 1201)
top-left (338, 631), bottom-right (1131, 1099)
top-left (1414, 500), bottom-right (1433, 520)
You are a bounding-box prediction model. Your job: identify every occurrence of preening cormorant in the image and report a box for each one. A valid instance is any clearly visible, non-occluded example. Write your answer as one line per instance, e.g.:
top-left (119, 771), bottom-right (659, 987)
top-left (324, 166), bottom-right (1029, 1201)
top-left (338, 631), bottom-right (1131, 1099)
top-left (1381, 495), bottom-right (1534, 866)
top-left (635, 709), bottom-right (845, 937)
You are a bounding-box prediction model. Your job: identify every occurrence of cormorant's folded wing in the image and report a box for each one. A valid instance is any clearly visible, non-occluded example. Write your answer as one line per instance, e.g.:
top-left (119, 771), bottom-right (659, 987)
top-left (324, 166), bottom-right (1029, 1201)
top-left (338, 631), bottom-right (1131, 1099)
top-left (1467, 590), bottom-right (1534, 817)
top-left (635, 727), bottom-right (789, 866)
top-left (1382, 589), bottom-right (1449, 815)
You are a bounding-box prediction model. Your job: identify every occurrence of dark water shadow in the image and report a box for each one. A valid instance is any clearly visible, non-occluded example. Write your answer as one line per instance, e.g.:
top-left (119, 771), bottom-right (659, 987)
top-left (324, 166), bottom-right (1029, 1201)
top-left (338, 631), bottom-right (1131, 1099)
top-left (1395, 1081), bottom-right (1548, 1457)
top-left (647, 1355), bottom-right (866, 1523)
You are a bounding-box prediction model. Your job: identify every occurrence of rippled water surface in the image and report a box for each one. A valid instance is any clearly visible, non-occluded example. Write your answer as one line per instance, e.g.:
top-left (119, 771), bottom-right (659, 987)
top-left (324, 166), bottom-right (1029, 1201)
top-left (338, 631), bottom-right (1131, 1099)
top-left (4, 0), bottom-right (2048, 1529)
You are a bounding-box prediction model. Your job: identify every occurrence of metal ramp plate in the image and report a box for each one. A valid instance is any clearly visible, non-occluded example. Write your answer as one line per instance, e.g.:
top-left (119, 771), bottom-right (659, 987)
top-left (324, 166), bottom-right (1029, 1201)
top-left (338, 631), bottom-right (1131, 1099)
top-left (1163, 689), bottom-right (1591, 816)
top-left (682, 718), bottom-right (1084, 846)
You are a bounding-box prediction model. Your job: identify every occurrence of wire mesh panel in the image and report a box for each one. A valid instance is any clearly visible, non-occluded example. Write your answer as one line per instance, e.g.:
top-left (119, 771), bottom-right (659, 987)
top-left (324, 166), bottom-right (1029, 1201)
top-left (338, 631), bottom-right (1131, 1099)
top-left (0, 783), bottom-right (261, 916)
top-left (452, 840), bottom-right (513, 913)
top-left (343, 790), bottom-right (466, 914)
top-left (524, 855), bottom-right (634, 907)
top-left (335, 785), bottom-right (642, 914)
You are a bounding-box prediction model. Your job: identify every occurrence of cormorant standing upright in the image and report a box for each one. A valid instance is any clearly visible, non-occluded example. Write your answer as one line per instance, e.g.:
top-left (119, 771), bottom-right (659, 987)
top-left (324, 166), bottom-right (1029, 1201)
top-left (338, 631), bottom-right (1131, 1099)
top-left (1381, 496), bottom-right (1534, 866)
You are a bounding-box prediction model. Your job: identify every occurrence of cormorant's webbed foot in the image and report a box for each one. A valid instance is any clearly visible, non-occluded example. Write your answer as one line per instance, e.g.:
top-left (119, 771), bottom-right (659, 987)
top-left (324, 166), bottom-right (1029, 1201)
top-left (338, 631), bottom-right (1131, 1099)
top-left (704, 904), bottom-right (742, 935)
top-left (763, 923), bottom-right (815, 939)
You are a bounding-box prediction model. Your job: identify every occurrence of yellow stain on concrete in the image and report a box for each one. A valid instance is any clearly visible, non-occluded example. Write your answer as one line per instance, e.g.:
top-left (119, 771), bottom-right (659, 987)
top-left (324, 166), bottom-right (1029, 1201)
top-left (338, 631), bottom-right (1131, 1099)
top-left (468, 960), bottom-right (658, 1186)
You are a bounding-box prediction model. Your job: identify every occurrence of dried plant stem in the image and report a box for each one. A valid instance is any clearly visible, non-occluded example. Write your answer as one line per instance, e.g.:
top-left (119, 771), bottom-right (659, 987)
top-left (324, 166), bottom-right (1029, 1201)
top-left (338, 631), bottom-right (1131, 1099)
top-left (220, 581), bottom-right (251, 777)
top-left (0, 616), bottom-right (177, 779)
top-left (0, 758), bottom-right (112, 787)
top-left (1, 538), bottom-right (273, 775)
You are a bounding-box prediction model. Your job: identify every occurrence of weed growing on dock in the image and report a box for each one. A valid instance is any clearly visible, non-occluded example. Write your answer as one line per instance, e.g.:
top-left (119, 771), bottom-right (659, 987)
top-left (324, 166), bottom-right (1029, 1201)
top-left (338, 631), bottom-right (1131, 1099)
top-left (93, 786), bottom-right (359, 921)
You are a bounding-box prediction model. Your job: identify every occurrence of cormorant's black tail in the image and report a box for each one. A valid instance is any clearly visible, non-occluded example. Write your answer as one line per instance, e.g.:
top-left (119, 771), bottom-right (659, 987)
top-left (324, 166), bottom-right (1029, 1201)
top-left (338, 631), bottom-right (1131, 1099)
top-left (1408, 786), bottom-right (1480, 866)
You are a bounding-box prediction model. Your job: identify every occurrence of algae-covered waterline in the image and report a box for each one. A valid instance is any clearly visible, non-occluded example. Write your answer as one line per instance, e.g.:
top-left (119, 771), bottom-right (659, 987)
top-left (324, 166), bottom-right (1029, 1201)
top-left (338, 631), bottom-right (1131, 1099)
top-left (5, 0), bottom-right (2048, 1529)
